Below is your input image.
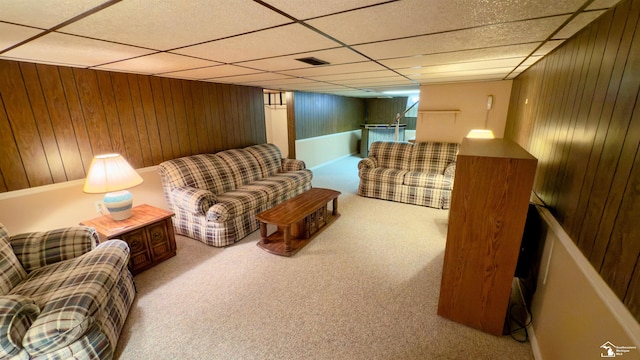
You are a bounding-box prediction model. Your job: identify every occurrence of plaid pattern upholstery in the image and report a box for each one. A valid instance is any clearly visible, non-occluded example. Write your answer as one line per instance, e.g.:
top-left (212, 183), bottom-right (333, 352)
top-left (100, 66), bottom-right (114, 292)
top-left (0, 295), bottom-right (39, 358)
top-left (245, 143), bottom-right (282, 177)
top-left (11, 240), bottom-right (129, 356)
top-left (281, 158), bottom-right (306, 172)
top-left (369, 141), bottom-right (413, 170)
top-left (0, 225), bottom-right (27, 295)
top-left (358, 141), bottom-right (459, 209)
top-left (158, 143), bottom-right (313, 247)
top-left (410, 142), bottom-right (459, 173)
top-left (0, 224), bottom-right (134, 359)
top-left (9, 226), bottom-right (98, 273)
top-left (215, 149), bottom-right (262, 188)
top-left (171, 186), bottom-right (217, 215)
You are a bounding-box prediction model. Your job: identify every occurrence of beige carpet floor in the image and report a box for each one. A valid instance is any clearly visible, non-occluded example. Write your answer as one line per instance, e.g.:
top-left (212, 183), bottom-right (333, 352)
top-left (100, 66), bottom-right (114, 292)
top-left (114, 155), bottom-right (534, 360)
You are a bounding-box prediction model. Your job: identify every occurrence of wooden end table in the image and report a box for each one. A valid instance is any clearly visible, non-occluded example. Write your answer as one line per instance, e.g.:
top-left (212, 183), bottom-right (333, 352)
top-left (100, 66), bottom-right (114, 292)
top-left (256, 188), bottom-right (341, 257)
top-left (80, 204), bottom-right (177, 275)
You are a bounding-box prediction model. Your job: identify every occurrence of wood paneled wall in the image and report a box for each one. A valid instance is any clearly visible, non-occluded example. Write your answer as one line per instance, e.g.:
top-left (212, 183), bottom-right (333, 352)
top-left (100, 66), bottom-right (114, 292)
top-left (291, 91), bottom-right (364, 140)
top-left (505, 0), bottom-right (640, 320)
top-left (365, 97), bottom-right (417, 129)
top-left (0, 59), bottom-right (266, 193)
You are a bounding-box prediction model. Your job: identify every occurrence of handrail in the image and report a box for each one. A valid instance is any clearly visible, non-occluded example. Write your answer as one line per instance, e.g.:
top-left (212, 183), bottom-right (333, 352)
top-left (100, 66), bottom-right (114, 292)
top-left (387, 100), bottom-right (419, 128)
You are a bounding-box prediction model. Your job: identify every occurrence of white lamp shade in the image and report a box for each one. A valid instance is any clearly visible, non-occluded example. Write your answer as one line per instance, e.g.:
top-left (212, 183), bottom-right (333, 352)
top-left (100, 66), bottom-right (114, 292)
top-left (83, 154), bottom-right (143, 194)
top-left (466, 129), bottom-right (495, 139)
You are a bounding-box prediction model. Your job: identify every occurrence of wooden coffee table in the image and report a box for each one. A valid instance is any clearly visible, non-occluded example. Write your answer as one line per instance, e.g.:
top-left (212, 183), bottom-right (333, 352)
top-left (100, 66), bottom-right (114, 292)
top-left (256, 188), bottom-right (341, 256)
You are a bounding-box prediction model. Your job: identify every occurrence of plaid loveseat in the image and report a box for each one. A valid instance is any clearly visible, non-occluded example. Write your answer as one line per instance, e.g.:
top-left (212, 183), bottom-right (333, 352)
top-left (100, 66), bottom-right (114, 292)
top-left (0, 223), bottom-right (135, 359)
top-left (358, 141), bottom-right (460, 209)
top-left (158, 143), bottom-right (312, 247)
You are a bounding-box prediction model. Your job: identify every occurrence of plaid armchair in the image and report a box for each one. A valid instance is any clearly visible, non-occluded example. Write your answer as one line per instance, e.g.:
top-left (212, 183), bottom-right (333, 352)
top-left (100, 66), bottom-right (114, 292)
top-left (158, 143), bottom-right (312, 247)
top-left (0, 223), bottom-right (135, 359)
top-left (358, 141), bottom-right (459, 209)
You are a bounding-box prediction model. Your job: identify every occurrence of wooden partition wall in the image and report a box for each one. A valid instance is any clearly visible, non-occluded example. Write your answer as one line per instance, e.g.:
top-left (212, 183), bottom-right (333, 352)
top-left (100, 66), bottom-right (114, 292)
top-left (290, 91), bottom-right (364, 140)
top-left (0, 59), bottom-right (266, 193)
top-left (505, 0), bottom-right (640, 320)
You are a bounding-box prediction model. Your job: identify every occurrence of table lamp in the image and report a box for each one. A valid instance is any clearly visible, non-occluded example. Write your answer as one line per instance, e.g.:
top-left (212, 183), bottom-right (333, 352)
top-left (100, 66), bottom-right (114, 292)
top-left (83, 154), bottom-right (143, 221)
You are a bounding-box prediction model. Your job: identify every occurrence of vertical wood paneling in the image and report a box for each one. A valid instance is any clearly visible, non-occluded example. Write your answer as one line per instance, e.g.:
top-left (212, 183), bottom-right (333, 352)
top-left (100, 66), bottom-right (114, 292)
top-left (59, 67), bottom-right (93, 172)
top-left (0, 59), bottom-right (267, 193)
top-left (20, 63), bottom-right (66, 183)
top-left (95, 71), bottom-right (127, 159)
top-left (0, 91), bottom-right (28, 191)
top-left (36, 64), bottom-right (85, 180)
top-left (127, 73), bottom-right (153, 167)
top-left (504, 0), bottom-right (640, 321)
top-left (0, 61), bottom-right (51, 188)
top-left (292, 91), bottom-right (364, 140)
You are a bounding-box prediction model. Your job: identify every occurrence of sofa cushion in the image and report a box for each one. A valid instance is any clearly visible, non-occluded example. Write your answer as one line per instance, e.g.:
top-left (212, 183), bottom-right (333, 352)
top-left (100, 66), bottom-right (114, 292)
top-left (0, 294), bottom-right (40, 358)
top-left (360, 167), bottom-right (407, 185)
top-left (158, 154), bottom-right (235, 195)
top-left (206, 189), bottom-right (269, 223)
top-left (267, 170), bottom-right (313, 190)
top-left (216, 149), bottom-right (263, 188)
top-left (12, 240), bottom-right (129, 356)
top-left (369, 141), bottom-right (414, 170)
top-left (410, 142), bottom-right (459, 173)
top-left (403, 172), bottom-right (453, 190)
top-left (245, 143), bottom-right (282, 177)
top-left (0, 225), bottom-right (27, 296)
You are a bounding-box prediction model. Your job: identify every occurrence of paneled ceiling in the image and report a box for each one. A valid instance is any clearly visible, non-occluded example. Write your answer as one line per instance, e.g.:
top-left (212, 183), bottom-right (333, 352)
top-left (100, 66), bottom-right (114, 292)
top-left (0, 0), bottom-right (622, 97)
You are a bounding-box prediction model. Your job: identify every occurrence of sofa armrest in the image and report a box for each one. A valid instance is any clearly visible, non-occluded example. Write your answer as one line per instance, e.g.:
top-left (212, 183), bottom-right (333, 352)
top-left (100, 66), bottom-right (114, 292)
top-left (0, 295), bottom-right (40, 358)
top-left (281, 158), bottom-right (306, 172)
top-left (444, 162), bottom-right (456, 177)
top-left (171, 186), bottom-right (217, 215)
top-left (358, 157), bottom-right (377, 170)
top-left (21, 239), bottom-right (130, 356)
top-left (9, 227), bottom-right (98, 273)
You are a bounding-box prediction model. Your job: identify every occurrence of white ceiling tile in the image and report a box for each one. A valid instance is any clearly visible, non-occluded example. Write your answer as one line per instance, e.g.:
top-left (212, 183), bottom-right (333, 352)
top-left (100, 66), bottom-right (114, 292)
top-left (331, 77), bottom-right (416, 87)
top-left (260, 0), bottom-right (387, 20)
top-left (308, 0), bottom-right (584, 45)
top-left (59, 0), bottom-right (292, 50)
top-left (280, 61), bottom-right (388, 77)
top-left (0, 0), bottom-right (623, 97)
top-left (587, 0), bottom-right (624, 10)
top-left (209, 72), bottom-right (294, 84)
top-left (2, 32), bottom-right (154, 67)
top-left (237, 47), bottom-right (369, 72)
top-left (354, 16), bottom-right (570, 60)
top-left (380, 43), bottom-right (539, 69)
top-left (173, 24), bottom-right (339, 63)
top-left (93, 52), bottom-right (221, 74)
top-left (0, 22), bottom-right (42, 52)
top-left (0, 0), bottom-right (109, 29)
top-left (534, 40), bottom-right (565, 56)
top-left (162, 65), bottom-right (262, 80)
top-left (553, 10), bottom-right (606, 39)
top-left (398, 58), bottom-right (524, 76)
top-left (410, 67), bottom-right (513, 81)
top-left (308, 70), bottom-right (400, 82)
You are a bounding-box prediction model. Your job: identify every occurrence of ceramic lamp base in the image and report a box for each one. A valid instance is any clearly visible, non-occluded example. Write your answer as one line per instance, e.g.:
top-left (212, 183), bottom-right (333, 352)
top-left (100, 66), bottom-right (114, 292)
top-left (104, 190), bottom-right (134, 221)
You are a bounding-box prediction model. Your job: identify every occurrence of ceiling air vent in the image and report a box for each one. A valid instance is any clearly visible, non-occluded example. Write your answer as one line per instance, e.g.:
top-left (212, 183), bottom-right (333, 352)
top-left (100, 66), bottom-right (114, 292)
top-left (295, 57), bottom-right (330, 66)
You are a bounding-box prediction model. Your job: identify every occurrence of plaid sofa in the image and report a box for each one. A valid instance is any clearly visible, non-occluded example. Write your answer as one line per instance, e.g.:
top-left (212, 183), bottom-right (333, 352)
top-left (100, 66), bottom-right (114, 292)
top-left (158, 143), bottom-right (312, 247)
top-left (0, 223), bottom-right (135, 359)
top-left (358, 141), bottom-right (460, 209)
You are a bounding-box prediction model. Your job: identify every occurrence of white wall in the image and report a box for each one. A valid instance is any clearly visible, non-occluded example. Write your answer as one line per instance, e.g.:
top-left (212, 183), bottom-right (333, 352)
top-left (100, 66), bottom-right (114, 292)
top-left (0, 168), bottom-right (167, 235)
top-left (264, 104), bottom-right (289, 158)
top-left (529, 206), bottom-right (640, 359)
top-left (416, 80), bottom-right (512, 143)
top-left (295, 130), bottom-right (360, 169)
